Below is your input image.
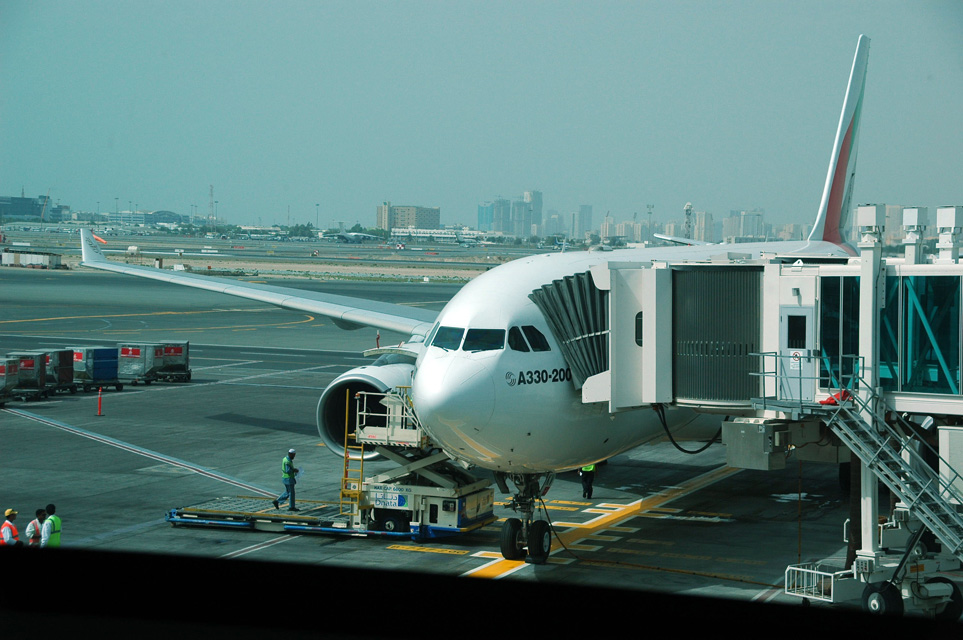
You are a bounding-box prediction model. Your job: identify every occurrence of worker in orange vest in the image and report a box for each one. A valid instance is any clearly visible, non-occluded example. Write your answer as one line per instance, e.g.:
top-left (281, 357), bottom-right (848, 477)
top-left (24, 508), bottom-right (47, 546)
top-left (1, 509), bottom-right (22, 547)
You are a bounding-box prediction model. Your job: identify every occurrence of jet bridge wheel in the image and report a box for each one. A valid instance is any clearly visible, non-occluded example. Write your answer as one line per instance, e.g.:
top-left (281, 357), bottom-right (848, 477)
top-left (862, 582), bottom-right (904, 616)
top-left (928, 577), bottom-right (963, 621)
top-left (500, 518), bottom-right (526, 561)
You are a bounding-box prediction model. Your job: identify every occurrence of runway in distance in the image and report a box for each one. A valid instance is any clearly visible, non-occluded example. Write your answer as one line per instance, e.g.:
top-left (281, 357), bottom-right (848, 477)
top-left (78, 35), bottom-right (870, 561)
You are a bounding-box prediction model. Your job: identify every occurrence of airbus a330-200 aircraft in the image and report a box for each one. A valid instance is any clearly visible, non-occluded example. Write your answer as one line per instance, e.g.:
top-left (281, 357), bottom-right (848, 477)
top-left (79, 35), bottom-right (870, 562)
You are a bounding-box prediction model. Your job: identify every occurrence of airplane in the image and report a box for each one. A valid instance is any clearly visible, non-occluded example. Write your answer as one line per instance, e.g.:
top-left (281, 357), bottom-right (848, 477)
top-left (652, 232), bottom-right (715, 247)
top-left (77, 35), bottom-right (869, 563)
top-left (322, 222), bottom-right (382, 243)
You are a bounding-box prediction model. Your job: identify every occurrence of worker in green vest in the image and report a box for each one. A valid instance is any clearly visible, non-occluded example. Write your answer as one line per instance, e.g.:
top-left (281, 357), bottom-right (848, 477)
top-left (41, 503), bottom-right (61, 548)
top-left (579, 464), bottom-right (596, 499)
top-left (273, 448), bottom-right (300, 511)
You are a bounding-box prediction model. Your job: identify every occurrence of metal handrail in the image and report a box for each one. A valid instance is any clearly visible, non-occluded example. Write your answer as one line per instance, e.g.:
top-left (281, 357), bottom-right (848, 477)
top-left (754, 352), bottom-right (963, 552)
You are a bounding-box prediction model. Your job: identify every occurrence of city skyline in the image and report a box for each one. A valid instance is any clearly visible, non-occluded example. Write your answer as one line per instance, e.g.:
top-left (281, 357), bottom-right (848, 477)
top-left (3, 2), bottom-right (962, 230)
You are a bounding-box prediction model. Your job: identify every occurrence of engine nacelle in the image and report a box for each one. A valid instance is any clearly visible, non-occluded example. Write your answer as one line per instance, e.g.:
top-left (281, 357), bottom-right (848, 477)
top-left (316, 361), bottom-right (416, 459)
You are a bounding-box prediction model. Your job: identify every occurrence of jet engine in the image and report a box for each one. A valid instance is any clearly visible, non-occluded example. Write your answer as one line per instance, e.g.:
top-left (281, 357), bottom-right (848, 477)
top-left (316, 357), bottom-right (416, 459)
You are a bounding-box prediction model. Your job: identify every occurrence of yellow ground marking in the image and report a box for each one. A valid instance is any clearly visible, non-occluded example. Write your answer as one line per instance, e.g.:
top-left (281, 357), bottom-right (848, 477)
top-left (387, 545), bottom-right (470, 555)
top-left (0, 308), bottom-right (317, 332)
top-left (494, 501), bottom-right (580, 512)
top-left (464, 465), bottom-right (741, 579)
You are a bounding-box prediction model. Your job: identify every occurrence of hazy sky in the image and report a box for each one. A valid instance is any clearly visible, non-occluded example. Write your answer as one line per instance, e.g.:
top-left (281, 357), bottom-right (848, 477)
top-left (2, 1), bottom-right (962, 230)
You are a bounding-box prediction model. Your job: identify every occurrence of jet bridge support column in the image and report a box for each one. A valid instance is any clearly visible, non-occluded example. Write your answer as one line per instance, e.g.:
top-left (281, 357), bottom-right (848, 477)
top-left (857, 205), bottom-right (884, 565)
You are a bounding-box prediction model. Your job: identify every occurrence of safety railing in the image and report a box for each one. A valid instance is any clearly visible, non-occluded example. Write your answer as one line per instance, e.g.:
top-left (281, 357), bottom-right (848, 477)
top-left (754, 352), bottom-right (963, 559)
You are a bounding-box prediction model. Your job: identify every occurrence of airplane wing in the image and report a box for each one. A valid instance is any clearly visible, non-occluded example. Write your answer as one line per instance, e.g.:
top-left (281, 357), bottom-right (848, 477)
top-left (78, 229), bottom-right (437, 336)
top-left (652, 233), bottom-right (715, 247)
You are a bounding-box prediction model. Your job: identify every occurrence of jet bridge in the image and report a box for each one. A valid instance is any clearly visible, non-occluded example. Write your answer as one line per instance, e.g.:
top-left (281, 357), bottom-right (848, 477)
top-left (556, 205), bottom-right (963, 617)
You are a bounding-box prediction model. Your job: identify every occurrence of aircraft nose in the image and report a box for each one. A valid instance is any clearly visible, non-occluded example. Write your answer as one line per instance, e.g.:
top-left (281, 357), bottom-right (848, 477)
top-left (413, 354), bottom-right (495, 432)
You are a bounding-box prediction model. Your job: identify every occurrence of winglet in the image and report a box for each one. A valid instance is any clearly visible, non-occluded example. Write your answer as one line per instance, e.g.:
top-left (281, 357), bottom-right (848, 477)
top-left (808, 35), bottom-right (870, 253)
top-left (79, 228), bottom-right (107, 264)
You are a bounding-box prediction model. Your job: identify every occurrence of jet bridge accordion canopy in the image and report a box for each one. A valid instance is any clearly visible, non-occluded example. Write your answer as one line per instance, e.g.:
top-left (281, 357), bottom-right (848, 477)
top-left (529, 271), bottom-right (608, 389)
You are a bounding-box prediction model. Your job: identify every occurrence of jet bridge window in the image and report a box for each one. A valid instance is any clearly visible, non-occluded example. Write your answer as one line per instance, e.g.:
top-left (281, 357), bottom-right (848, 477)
top-left (431, 326), bottom-right (465, 351)
top-left (463, 329), bottom-right (505, 352)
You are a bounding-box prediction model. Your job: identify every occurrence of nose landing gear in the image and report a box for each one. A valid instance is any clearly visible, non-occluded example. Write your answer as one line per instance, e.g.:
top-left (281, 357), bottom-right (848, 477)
top-left (497, 472), bottom-right (555, 564)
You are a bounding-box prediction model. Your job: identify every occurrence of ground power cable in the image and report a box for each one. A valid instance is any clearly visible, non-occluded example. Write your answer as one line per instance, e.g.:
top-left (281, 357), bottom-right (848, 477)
top-left (653, 403), bottom-right (720, 454)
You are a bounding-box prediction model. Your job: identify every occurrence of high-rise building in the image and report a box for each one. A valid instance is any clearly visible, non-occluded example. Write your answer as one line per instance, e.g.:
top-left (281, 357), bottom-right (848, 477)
top-left (376, 202), bottom-right (441, 230)
top-left (542, 209), bottom-right (562, 237)
top-left (492, 198), bottom-right (511, 233)
top-left (693, 211), bottom-right (713, 242)
top-left (477, 202), bottom-right (494, 231)
top-left (578, 205), bottom-right (593, 237)
top-left (524, 191), bottom-right (543, 234)
top-left (511, 199), bottom-right (530, 237)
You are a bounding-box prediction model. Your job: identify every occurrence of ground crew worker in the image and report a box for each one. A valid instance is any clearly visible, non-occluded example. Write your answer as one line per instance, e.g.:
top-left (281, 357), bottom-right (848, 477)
top-left (25, 508), bottom-right (46, 546)
top-left (40, 504), bottom-right (61, 548)
top-left (579, 464), bottom-right (596, 499)
top-left (1, 509), bottom-right (22, 547)
top-left (273, 449), bottom-right (300, 512)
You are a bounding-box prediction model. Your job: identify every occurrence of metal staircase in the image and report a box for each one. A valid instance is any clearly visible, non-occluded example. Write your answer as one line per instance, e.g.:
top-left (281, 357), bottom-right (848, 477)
top-left (817, 381), bottom-right (963, 561)
top-left (340, 390), bottom-right (365, 517)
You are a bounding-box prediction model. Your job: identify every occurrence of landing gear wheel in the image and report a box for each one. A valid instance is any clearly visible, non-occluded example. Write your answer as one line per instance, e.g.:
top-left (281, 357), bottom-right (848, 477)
top-left (500, 518), bottom-right (526, 560)
top-left (862, 582), bottom-right (904, 616)
top-left (528, 520), bottom-right (552, 564)
top-left (116, 383), bottom-right (124, 391)
top-left (929, 577), bottom-right (963, 621)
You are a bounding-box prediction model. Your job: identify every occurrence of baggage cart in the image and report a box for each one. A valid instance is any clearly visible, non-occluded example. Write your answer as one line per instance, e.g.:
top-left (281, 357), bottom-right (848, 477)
top-left (7, 351), bottom-right (49, 400)
top-left (158, 341), bottom-right (191, 382)
top-left (71, 346), bottom-right (124, 392)
top-left (0, 357), bottom-right (19, 407)
top-left (44, 349), bottom-right (77, 394)
top-left (117, 343), bottom-right (163, 385)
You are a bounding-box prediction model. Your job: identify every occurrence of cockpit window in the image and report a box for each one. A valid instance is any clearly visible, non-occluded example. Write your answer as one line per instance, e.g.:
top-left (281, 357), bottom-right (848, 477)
top-left (424, 322), bottom-right (440, 346)
top-left (431, 326), bottom-right (464, 351)
top-left (522, 325), bottom-right (551, 352)
top-left (463, 329), bottom-right (505, 352)
top-left (508, 326), bottom-right (530, 352)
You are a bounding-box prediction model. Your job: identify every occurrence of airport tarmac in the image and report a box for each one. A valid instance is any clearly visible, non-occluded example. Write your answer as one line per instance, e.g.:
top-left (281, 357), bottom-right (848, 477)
top-left (1, 266), bottom-right (959, 627)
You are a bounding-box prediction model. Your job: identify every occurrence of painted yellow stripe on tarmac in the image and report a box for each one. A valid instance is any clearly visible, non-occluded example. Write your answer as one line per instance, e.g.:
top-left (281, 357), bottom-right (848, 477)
top-left (387, 545), bottom-right (470, 555)
top-left (0, 308), bottom-right (317, 332)
top-left (0, 309), bottom-right (264, 324)
top-left (464, 465), bottom-right (741, 580)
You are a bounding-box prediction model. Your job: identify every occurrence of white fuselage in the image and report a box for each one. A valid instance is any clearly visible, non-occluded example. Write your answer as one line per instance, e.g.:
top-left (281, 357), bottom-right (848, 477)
top-left (411, 240), bottom-right (848, 473)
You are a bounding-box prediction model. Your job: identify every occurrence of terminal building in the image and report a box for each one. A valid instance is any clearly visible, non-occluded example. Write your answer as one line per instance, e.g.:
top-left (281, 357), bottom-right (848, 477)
top-left (0, 194), bottom-right (70, 222)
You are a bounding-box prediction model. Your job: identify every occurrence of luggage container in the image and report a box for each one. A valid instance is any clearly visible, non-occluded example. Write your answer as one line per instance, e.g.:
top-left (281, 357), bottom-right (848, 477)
top-left (44, 349), bottom-right (77, 394)
top-left (7, 351), bottom-right (49, 400)
top-left (0, 357), bottom-right (19, 407)
top-left (117, 343), bottom-right (163, 385)
top-left (71, 346), bottom-right (123, 392)
top-left (158, 341), bottom-right (191, 382)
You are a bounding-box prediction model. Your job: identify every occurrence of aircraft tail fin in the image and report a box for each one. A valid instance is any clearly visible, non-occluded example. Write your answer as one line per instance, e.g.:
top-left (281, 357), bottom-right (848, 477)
top-left (808, 35), bottom-right (870, 252)
top-left (80, 228), bottom-right (107, 264)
